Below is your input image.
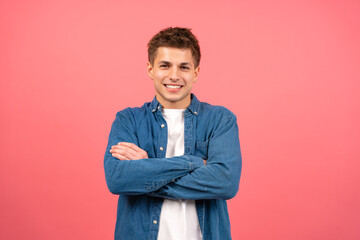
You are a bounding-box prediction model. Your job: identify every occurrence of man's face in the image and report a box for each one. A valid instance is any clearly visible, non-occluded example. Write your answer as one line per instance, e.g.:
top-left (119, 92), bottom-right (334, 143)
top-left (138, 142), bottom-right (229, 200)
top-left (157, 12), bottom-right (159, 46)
top-left (147, 47), bottom-right (200, 109)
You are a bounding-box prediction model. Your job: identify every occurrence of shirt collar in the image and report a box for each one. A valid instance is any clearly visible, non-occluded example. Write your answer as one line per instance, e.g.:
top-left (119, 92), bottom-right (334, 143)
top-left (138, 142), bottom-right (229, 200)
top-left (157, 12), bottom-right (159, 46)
top-left (150, 93), bottom-right (200, 115)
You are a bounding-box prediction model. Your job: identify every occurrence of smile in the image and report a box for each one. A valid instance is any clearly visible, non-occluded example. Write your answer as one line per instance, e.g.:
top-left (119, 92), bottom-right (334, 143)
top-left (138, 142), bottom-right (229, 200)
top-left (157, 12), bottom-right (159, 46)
top-left (164, 84), bottom-right (183, 89)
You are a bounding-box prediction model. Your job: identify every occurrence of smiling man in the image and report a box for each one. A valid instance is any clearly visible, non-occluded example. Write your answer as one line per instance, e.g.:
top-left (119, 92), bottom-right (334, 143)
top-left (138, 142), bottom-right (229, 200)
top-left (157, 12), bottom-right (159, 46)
top-left (104, 27), bottom-right (242, 240)
top-left (149, 46), bottom-right (198, 109)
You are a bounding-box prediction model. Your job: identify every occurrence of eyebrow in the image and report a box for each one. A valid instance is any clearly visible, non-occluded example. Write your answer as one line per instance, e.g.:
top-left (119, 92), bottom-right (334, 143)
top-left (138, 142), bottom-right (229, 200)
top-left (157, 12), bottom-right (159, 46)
top-left (157, 61), bottom-right (170, 65)
top-left (157, 61), bottom-right (192, 66)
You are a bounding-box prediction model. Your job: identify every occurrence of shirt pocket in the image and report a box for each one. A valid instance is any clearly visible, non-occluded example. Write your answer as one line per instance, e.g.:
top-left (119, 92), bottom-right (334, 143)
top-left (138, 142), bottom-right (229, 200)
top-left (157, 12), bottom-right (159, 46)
top-left (195, 139), bottom-right (209, 160)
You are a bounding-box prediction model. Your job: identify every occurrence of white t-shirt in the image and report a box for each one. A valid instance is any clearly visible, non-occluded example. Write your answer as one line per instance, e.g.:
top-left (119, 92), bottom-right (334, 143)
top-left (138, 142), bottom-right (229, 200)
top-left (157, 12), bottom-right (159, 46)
top-left (158, 109), bottom-right (202, 240)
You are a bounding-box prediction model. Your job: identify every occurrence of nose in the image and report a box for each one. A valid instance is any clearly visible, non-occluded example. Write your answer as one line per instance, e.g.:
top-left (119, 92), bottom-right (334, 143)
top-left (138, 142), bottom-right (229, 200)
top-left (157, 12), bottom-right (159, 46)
top-left (168, 67), bottom-right (179, 81)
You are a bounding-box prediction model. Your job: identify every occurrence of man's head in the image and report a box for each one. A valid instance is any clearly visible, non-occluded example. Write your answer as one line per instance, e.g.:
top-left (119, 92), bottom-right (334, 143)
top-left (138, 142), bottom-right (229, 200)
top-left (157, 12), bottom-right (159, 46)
top-left (147, 27), bottom-right (201, 68)
top-left (147, 27), bottom-right (201, 109)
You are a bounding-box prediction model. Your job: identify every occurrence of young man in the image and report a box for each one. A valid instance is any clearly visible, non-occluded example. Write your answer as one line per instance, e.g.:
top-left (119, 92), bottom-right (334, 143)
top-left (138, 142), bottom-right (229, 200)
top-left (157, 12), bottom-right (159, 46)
top-left (104, 27), bottom-right (242, 240)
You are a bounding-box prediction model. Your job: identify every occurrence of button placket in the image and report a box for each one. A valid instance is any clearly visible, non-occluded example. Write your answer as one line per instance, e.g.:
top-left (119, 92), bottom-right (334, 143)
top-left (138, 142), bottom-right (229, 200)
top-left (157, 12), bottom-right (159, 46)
top-left (184, 111), bottom-right (193, 155)
top-left (156, 110), bottom-right (167, 158)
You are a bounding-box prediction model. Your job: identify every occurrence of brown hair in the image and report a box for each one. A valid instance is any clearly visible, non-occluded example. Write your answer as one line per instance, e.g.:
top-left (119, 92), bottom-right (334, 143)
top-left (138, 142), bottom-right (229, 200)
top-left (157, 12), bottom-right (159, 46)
top-left (147, 27), bottom-right (201, 68)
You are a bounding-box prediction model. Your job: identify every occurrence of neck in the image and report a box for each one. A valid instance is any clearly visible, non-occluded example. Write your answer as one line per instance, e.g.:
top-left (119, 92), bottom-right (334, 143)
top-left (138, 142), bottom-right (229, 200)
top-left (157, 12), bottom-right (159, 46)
top-left (156, 94), bottom-right (191, 109)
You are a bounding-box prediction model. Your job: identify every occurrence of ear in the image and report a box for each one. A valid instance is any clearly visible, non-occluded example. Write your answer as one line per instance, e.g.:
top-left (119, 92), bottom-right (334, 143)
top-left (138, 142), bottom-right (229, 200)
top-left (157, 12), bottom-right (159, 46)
top-left (147, 61), bottom-right (154, 79)
top-left (193, 66), bottom-right (200, 83)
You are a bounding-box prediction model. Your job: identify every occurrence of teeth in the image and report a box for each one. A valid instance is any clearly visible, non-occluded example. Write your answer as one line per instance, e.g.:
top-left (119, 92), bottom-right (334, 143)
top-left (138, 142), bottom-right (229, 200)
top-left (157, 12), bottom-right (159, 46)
top-left (166, 85), bottom-right (181, 89)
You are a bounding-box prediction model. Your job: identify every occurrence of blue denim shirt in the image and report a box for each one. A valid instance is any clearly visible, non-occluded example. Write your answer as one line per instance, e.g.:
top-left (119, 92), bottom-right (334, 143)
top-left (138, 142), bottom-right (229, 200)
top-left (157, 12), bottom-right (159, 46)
top-left (104, 94), bottom-right (242, 240)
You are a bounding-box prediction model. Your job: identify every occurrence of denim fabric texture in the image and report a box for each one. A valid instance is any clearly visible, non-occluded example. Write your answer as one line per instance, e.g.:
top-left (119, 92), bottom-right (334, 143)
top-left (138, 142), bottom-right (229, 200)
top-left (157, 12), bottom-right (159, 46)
top-left (104, 94), bottom-right (242, 240)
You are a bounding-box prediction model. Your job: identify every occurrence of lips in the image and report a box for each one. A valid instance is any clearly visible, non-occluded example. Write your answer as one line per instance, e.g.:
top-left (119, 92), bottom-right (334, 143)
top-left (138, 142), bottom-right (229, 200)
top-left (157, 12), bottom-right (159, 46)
top-left (164, 84), bottom-right (183, 88)
top-left (163, 84), bottom-right (183, 92)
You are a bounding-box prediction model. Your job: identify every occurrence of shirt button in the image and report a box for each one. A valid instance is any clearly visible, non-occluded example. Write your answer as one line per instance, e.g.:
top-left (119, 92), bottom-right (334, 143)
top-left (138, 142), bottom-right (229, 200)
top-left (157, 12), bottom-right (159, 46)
top-left (153, 220), bottom-right (157, 224)
top-left (194, 111), bottom-right (198, 115)
top-left (161, 124), bottom-right (165, 128)
top-left (160, 147), bottom-right (164, 151)
top-left (157, 106), bottom-right (160, 110)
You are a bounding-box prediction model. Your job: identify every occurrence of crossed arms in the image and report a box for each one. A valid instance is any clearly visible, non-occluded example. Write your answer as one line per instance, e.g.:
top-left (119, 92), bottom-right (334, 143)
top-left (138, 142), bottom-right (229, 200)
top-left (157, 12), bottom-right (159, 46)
top-left (104, 111), bottom-right (242, 200)
top-left (110, 142), bottom-right (207, 165)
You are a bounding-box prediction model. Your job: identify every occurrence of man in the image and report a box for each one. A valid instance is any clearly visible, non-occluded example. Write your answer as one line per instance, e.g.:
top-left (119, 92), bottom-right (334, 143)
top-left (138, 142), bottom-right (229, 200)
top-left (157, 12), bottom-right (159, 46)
top-left (104, 27), bottom-right (242, 240)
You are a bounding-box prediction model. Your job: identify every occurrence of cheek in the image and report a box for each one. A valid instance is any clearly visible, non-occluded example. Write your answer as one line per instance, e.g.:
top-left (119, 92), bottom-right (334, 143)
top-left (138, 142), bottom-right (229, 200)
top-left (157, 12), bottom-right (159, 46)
top-left (184, 76), bottom-right (196, 84)
top-left (153, 72), bottom-right (166, 81)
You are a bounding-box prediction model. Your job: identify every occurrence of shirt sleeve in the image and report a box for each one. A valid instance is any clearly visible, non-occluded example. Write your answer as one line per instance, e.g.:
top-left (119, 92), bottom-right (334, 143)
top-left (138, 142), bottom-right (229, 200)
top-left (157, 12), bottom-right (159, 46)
top-left (148, 113), bottom-right (242, 200)
top-left (104, 111), bottom-right (204, 195)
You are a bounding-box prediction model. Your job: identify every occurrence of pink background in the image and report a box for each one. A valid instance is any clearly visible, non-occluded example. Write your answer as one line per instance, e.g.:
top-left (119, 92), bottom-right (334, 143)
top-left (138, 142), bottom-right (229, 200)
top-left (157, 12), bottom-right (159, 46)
top-left (1, 0), bottom-right (359, 239)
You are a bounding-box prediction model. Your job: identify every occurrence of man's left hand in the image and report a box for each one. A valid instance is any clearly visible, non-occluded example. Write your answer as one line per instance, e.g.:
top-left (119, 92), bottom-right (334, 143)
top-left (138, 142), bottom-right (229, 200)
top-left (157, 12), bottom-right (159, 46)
top-left (110, 142), bottom-right (149, 160)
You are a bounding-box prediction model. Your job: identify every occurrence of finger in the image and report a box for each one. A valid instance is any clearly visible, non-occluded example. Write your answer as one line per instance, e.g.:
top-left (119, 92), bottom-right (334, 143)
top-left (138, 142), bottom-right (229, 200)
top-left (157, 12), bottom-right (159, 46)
top-left (118, 142), bottom-right (144, 153)
top-left (112, 145), bottom-right (147, 160)
top-left (111, 153), bottom-right (130, 160)
top-left (117, 142), bottom-right (142, 152)
top-left (111, 148), bottom-right (136, 160)
top-left (111, 145), bottom-right (138, 156)
top-left (112, 143), bottom-right (148, 160)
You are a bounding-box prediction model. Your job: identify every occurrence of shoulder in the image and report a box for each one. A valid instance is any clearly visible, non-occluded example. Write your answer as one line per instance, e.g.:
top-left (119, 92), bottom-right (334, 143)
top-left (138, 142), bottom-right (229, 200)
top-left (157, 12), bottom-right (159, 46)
top-left (196, 100), bottom-right (239, 139)
top-left (195, 100), bottom-right (238, 138)
top-left (198, 101), bottom-right (237, 123)
top-left (114, 102), bottom-right (152, 125)
top-left (116, 102), bottom-right (151, 117)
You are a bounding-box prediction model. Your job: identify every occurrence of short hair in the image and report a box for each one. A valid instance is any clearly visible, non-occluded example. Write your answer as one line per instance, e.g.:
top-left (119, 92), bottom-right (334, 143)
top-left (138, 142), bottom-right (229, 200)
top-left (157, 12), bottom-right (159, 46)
top-left (147, 27), bottom-right (201, 68)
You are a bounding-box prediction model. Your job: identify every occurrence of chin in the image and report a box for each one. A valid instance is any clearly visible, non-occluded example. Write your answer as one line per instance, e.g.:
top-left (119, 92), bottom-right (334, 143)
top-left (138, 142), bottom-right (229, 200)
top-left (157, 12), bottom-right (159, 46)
top-left (165, 96), bottom-right (183, 102)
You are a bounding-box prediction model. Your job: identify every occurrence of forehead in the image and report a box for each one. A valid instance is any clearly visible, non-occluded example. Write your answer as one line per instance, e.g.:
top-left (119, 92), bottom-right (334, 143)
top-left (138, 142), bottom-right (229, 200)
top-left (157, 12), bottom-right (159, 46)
top-left (154, 47), bottom-right (194, 64)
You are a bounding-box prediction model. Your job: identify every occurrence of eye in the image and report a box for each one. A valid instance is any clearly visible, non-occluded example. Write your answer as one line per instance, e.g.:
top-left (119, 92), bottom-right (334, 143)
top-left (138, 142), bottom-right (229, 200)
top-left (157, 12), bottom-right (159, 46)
top-left (159, 64), bottom-right (168, 68)
top-left (181, 66), bottom-right (190, 70)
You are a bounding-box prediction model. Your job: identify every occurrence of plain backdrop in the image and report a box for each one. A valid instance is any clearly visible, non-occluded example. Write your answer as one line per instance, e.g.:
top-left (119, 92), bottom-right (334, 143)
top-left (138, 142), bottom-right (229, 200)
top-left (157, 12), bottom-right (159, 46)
top-left (1, 0), bottom-right (359, 239)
